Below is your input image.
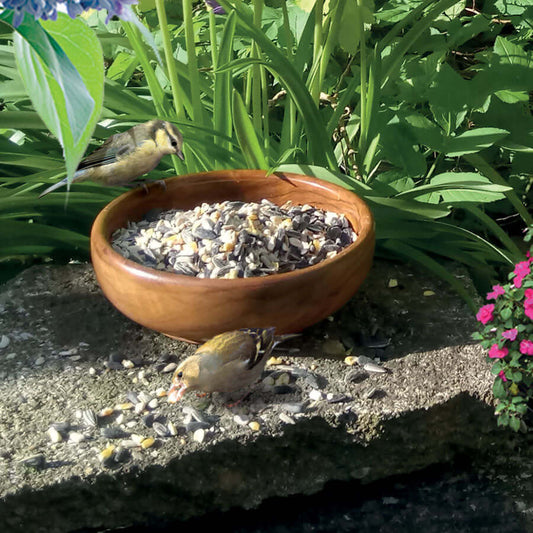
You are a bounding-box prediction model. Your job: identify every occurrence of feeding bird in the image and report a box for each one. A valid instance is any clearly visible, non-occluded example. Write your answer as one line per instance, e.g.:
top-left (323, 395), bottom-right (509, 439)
top-left (39, 120), bottom-right (184, 197)
top-left (167, 327), bottom-right (299, 402)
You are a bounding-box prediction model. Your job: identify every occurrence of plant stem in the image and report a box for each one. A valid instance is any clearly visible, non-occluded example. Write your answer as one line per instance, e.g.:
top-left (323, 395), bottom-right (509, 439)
top-left (182, 0), bottom-right (203, 124)
top-left (252, 0), bottom-right (263, 138)
top-left (121, 21), bottom-right (168, 117)
top-left (311, 0), bottom-right (324, 104)
top-left (357, 0), bottom-right (368, 165)
top-left (208, 9), bottom-right (218, 66)
top-left (281, 0), bottom-right (296, 147)
top-left (155, 0), bottom-right (185, 122)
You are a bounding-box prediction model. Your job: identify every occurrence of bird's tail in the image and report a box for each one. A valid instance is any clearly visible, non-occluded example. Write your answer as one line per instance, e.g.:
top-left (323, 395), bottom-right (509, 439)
top-left (273, 332), bottom-right (301, 348)
top-left (38, 177), bottom-right (70, 198)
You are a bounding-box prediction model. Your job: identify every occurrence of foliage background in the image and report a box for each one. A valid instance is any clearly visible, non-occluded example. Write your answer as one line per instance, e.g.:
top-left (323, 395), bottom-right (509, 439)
top-left (0, 0), bottom-right (532, 305)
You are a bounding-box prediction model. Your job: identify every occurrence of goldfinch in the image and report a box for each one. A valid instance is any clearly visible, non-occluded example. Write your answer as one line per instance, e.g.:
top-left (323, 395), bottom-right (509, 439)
top-left (39, 120), bottom-right (184, 197)
top-left (168, 328), bottom-right (298, 402)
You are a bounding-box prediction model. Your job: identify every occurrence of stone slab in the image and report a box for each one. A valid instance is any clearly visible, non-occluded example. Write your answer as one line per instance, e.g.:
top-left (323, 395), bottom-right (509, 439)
top-left (0, 261), bottom-right (497, 532)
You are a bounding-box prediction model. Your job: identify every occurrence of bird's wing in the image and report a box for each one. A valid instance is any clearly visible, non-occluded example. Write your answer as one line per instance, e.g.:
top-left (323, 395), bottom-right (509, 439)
top-left (241, 328), bottom-right (276, 370)
top-left (76, 132), bottom-right (137, 170)
top-left (195, 330), bottom-right (271, 370)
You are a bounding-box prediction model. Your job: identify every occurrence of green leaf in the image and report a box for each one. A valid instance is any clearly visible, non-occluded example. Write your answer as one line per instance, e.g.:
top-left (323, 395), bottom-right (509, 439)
top-left (509, 416), bottom-right (521, 432)
top-left (13, 14), bottom-right (104, 178)
top-left (493, 378), bottom-right (505, 398)
top-left (395, 172), bottom-right (511, 202)
top-left (232, 89), bottom-right (268, 169)
top-left (379, 122), bottom-right (426, 176)
top-left (337, 0), bottom-right (374, 55)
top-left (493, 36), bottom-right (533, 68)
top-left (445, 128), bottom-right (510, 157)
top-left (276, 164), bottom-right (372, 194)
top-left (214, 11), bottom-right (236, 153)
top-left (501, 307), bottom-right (512, 320)
top-left (400, 113), bottom-right (446, 153)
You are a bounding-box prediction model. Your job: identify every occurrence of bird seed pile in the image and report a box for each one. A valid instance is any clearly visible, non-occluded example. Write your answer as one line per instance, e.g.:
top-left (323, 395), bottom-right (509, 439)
top-left (111, 199), bottom-right (357, 279)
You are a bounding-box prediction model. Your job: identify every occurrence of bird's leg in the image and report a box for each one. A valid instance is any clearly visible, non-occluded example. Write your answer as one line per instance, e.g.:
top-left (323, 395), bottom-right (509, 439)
top-left (226, 391), bottom-right (252, 408)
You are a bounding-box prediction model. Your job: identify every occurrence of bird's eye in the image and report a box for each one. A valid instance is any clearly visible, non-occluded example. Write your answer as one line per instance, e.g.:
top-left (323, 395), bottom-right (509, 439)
top-left (177, 371), bottom-right (183, 378)
top-left (171, 139), bottom-right (178, 147)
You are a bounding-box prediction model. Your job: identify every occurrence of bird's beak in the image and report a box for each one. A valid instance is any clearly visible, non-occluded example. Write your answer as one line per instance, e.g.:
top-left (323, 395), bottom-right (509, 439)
top-left (168, 382), bottom-right (188, 403)
top-left (176, 148), bottom-right (184, 160)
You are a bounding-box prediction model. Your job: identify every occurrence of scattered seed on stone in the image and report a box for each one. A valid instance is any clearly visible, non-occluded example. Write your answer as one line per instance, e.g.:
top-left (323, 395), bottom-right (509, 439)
top-left (309, 389), bottom-right (323, 401)
top-left (153, 421), bottom-right (170, 437)
top-left (147, 398), bottom-right (159, 410)
top-left (111, 199), bottom-right (357, 279)
top-left (114, 446), bottom-right (131, 463)
top-left (141, 437), bottom-right (155, 449)
top-left (0, 335), bottom-right (10, 349)
top-left (182, 406), bottom-right (208, 423)
top-left (344, 369), bottom-right (369, 384)
top-left (248, 421), bottom-right (261, 431)
top-left (98, 407), bottom-right (114, 418)
top-left (100, 427), bottom-right (130, 439)
top-left (161, 362), bottom-right (177, 373)
top-left (68, 431), bottom-right (86, 444)
top-left (279, 413), bottom-right (296, 425)
top-left (193, 429), bottom-right (205, 443)
top-left (50, 421), bottom-right (70, 434)
top-left (79, 408), bottom-right (98, 427)
top-left (280, 402), bottom-right (308, 414)
top-left (115, 402), bottom-right (134, 411)
top-left (185, 421), bottom-right (211, 433)
top-left (47, 426), bottom-right (63, 443)
top-left (98, 445), bottom-right (115, 465)
top-left (233, 414), bottom-right (250, 426)
top-left (19, 454), bottom-right (46, 470)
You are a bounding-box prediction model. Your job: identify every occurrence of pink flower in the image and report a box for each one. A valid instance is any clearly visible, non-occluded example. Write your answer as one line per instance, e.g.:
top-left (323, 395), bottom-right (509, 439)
top-left (498, 370), bottom-right (508, 382)
top-left (519, 339), bottom-right (533, 355)
top-left (513, 260), bottom-right (531, 288)
top-left (488, 344), bottom-right (509, 359)
top-left (476, 304), bottom-right (495, 325)
top-left (525, 300), bottom-right (533, 321)
top-left (486, 285), bottom-right (505, 300)
top-left (502, 328), bottom-right (518, 341)
top-left (525, 289), bottom-right (533, 299)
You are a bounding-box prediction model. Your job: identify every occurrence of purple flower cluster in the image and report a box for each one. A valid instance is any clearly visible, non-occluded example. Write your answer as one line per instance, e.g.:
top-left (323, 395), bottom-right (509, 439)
top-left (1, 0), bottom-right (138, 26)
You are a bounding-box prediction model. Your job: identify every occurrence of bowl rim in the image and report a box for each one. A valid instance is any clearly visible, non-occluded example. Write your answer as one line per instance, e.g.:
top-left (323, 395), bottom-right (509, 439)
top-left (91, 170), bottom-right (375, 289)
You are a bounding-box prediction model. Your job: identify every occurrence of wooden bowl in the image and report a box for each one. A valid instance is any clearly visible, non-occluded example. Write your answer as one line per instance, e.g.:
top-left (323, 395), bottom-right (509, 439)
top-left (90, 170), bottom-right (375, 343)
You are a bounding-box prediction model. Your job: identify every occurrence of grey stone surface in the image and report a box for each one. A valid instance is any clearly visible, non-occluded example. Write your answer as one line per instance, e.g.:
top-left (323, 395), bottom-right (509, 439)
top-left (0, 261), bottom-right (501, 532)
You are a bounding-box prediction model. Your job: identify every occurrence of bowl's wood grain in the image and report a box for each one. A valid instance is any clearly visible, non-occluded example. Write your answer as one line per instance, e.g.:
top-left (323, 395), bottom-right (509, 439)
top-left (90, 170), bottom-right (375, 343)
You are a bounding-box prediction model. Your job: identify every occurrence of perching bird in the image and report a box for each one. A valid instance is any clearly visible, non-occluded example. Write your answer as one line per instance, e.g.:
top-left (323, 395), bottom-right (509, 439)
top-left (167, 327), bottom-right (298, 402)
top-left (39, 120), bottom-right (184, 197)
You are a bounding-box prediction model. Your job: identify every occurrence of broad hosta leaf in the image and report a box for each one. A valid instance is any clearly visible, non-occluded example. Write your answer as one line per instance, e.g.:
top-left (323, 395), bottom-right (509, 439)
top-left (445, 127), bottom-right (509, 157)
top-left (493, 36), bottom-right (533, 68)
top-left (13, 13), bottom-right (104, 178)
top-left (396, 172), bottom-right (511, 202)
